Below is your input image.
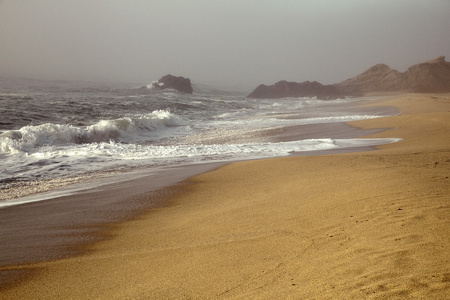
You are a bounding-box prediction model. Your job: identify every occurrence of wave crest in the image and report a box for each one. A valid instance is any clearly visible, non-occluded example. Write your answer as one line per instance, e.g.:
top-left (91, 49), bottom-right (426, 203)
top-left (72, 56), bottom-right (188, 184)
top-left (0, 110), bottom-right (185, 154)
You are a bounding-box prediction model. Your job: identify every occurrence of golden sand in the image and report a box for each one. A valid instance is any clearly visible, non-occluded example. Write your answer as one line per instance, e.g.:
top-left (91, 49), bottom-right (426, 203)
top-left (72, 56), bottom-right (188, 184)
top-left (1, 94), bottom-right (449, 299)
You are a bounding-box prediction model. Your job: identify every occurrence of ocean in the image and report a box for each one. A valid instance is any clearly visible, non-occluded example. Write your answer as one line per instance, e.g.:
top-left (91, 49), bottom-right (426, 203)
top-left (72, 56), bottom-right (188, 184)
top-left (0, 77), bottom-right (399, 207)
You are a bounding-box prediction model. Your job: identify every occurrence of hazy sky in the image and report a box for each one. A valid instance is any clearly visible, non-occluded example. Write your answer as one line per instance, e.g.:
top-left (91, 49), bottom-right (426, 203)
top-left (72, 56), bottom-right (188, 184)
top-left (1, 0), bottom-right (449, 89)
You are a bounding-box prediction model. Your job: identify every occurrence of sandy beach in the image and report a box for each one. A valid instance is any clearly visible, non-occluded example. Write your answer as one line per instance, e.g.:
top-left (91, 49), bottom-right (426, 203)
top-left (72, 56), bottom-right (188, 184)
top-left (1, 94), bottom-right (449, 299)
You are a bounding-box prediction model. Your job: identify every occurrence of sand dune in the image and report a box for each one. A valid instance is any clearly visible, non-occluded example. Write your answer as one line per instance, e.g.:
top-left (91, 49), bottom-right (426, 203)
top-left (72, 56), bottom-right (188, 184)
top-left (1, 94), bottom-right (449, 299)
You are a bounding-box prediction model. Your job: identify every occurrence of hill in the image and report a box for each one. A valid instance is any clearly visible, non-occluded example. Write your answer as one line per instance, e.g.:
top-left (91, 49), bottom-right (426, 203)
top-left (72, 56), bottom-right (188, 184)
top-left (248, 56), bottom-right (450, 98)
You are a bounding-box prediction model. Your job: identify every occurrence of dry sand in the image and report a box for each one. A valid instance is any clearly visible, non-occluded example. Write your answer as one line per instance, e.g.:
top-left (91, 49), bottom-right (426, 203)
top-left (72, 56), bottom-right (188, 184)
top-left (1, 94), bottom-right (449, 299)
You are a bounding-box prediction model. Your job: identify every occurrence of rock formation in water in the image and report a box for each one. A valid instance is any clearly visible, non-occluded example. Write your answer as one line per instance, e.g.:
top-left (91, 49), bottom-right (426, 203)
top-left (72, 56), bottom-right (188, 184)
top-left (152, 75), bottom-right (193, 94)
top-left (248, 56), bottom-right (450, 98)
top-left (247, 80), bottom-right (350, 100)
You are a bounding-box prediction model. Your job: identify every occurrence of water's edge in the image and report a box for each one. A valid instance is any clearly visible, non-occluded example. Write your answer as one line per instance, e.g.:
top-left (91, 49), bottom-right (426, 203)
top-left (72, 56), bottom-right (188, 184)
top-left (0, 99), bottom-right (399, 289)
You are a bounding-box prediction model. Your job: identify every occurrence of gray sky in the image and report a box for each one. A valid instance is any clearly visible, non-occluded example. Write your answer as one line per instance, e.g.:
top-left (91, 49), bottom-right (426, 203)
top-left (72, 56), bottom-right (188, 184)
top-left (1, 0), bottom-right (449, 90)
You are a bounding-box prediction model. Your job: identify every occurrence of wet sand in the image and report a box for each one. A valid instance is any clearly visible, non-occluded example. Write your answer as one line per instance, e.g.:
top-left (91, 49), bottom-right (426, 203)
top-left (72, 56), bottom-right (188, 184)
top-left (0, 98), bottom-right (393, 269)
top-left (0, 163), bottom-right (225, 274)
top-left (1, 94), bottom-right (449, 299)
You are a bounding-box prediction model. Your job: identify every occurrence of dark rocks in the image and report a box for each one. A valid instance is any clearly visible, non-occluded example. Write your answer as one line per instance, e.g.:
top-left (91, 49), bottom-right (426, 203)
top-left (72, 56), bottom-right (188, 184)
top-left (248, 80), bottom-right (350, 100)
top-left (152, 75), bottom-right (193, 94)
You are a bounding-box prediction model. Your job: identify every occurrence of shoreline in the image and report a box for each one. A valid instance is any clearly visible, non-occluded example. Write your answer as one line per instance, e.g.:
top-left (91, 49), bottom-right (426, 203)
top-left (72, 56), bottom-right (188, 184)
top-left (1, 94), bottom-right (449, 298)
top-left (0, 95), bottom-right (396, 204)
top-left (0, 96), bottom-right (396, 269)
top-left (0, 162), bottom-right (227, 266)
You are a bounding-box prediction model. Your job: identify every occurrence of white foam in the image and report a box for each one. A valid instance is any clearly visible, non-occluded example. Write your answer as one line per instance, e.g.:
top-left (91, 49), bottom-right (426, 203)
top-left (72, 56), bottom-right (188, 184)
top-left (0, 110), bottom-right (187, 154)
top-left (298, 115), bottom-right (382, 124)
top-left (28, 138), bottom-right (400, 161)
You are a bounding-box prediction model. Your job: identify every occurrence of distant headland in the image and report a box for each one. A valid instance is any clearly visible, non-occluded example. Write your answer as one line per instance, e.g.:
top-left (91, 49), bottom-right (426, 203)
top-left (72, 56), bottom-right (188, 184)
top-left (248, 56), bottom-right (450, 99)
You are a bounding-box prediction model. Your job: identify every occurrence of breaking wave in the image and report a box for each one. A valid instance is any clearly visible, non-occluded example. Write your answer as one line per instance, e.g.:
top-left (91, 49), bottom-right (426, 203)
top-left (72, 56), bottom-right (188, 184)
top-left (0, 110), bottom-right (186, 154)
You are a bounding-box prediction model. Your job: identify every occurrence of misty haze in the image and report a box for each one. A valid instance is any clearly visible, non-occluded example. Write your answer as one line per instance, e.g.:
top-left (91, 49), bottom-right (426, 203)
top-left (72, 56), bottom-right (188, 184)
top-left (1, 1), bottom-right (449, 299)
top-left (1, 0), bottom-right (449, 89)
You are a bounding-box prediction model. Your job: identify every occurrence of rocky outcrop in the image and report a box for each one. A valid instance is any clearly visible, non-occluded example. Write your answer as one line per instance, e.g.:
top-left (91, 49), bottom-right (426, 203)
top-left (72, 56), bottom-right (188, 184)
top-left (152, 75), bottom-right (193, 94)
top-left (403, 56), bottom-right (450, 92)
top-left (337, 56), bottom-right (450, 93)
top-left (248, 80), bottom-right (350, 99)
top-left (337, 64), bottom-right (404, 93)
top-left (249, 56), bottom-right (450, 99)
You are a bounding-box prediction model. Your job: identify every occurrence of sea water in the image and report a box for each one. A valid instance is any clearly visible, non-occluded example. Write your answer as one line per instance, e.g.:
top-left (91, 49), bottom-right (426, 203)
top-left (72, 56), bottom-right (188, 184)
top-left (0, 78), bottom-right (399, 206)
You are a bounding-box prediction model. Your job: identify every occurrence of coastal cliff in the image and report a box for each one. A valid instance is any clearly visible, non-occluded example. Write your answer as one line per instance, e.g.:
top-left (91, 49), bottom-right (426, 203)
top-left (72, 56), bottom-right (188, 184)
top-left (337, 56), bottom-right (450, 93)
top-left (248, 56), bottom-right (450, 98)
